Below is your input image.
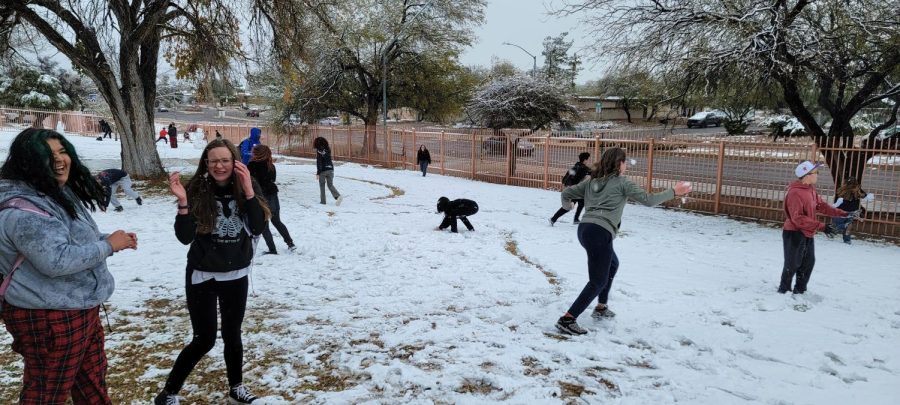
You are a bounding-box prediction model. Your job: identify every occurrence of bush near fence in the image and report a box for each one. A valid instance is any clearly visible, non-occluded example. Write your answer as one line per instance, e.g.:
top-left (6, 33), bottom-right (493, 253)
top-left (2, 107), bottom-right (897, 241)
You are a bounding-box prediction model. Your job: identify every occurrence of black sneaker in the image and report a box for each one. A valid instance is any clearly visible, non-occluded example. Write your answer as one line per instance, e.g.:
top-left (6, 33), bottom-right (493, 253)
top-left (154, 390), bottom-right (179, 405)
top-left (573, 220), bottom-right (580, 224)
top-left (591, 306), bottom-right (616, 319)
top-left (777, 287), bottom-right (790, 294)
top-left (114, 206), bottom-right (124, 212)
top-left (263, 250), bottom-right (277, 255)
top-left (229, 383), bottom-right (258, 404)
top-left (287, 244), bottom-right (297, 253)
top-left (136, 197), bottom-right (143, 206)
top-left (555, 316), bottom-right (587, 335)
top-left (548, 218), bottom-right (555, 227)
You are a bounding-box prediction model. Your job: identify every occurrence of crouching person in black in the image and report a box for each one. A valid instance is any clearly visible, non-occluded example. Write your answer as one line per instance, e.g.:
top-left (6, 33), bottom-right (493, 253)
top-left (436, 196), bottom-right (478, 233)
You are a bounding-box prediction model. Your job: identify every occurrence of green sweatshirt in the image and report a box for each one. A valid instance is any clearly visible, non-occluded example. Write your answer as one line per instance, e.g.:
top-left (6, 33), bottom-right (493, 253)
top-left (561, 175), bottom-right (675, 238)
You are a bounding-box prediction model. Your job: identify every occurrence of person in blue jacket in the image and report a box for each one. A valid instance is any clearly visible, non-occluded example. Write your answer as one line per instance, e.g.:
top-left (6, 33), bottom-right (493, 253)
top-left (239, 127), bottom-right (261, 165)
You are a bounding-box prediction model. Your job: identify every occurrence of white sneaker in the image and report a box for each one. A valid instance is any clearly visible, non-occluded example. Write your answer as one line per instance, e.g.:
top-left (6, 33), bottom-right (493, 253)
top-left (335, 195), bottom-right (344, 206)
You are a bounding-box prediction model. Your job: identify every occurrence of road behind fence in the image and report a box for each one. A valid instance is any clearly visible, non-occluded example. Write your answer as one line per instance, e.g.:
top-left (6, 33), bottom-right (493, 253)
top-left (2, 106), bottom-right (897, 241)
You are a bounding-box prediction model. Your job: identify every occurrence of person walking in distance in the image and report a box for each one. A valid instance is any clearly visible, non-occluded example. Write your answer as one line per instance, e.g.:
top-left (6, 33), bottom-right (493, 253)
top-left (167, 122), bottom-right (178, 149)
top-left (555, 147), bottom-right (692, 335)
top-left (154, 139), bottom-right (270, 405)
top-left (248, 144), bottom-right (296, 254)
top-left (314, 137), bottom-right (343, 205)
top-left (0, 128), bottom-right (137, 404)
top-left (550, 152), bottom-right (591, 225)
top-left (778, 161), bottom-right (853, 294)
top-left (96, 168), bottom-right (143, 212)
top-left (416, 145), bottom-right (432, 177)
top-left (99, 119), bottom-right (114, 140)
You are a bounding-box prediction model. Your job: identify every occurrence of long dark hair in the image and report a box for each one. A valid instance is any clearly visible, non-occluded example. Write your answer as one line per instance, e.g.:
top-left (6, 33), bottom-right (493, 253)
top-left (186, 139), bottom-right (270, 234)
top-left (836, 177), bottom-right (864, 200)
top-left (591, 147), bottom-right (626, 179)
top-left (313, 136), bottom-right (329, 151)
top-left (250, 144), bottom-right (275, 172)
top-left (0, 128), bottom-right (105, 218)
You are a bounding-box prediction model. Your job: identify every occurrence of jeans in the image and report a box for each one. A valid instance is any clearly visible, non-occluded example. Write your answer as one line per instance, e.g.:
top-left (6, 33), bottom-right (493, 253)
top-left (108, 175), bottom-right (141, 209)
top-left (318, 170), bottom-right (340, 204)
top-left (566, 223), bottom-right (620, 317)
top-left (832, 217), bottom-right (853, 243)
top-left (261, 193), bottom-right (294, 251)
top-left (779, 230), bottom-right (815, 293)
top-left (419, 161), bottom-right (429, 176)
top-left (164, 275), bottom-right (248, 393)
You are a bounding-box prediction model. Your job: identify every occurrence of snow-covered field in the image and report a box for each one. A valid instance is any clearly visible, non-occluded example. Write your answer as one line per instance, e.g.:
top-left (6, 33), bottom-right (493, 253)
top-left (1, 128), bottom-right (899, 404)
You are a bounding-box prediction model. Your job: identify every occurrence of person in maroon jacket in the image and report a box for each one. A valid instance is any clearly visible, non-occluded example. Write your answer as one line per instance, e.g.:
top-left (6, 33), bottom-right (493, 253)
top-left (778, 161), bottom-right (851, 294)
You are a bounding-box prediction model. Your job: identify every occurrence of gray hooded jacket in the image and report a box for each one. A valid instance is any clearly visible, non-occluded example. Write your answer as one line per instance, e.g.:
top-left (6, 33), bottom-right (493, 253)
top-left (0, 180), bottom-right (114, 309)
top-left (561, 175), bottom-right (675, 238)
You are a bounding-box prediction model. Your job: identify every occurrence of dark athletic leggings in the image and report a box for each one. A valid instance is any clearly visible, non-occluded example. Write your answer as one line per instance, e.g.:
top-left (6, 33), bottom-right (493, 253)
top-left (566, 223), bottom-right (619, 318)
top-left (164, 273), bottom-right (248, 393)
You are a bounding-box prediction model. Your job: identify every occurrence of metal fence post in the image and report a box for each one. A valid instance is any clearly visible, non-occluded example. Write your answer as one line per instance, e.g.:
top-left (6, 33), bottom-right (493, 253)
top-left (440, 130), bottom-right (445, 175)
top-left (646, 138), bottom-right (655, 191)
top-left (543, 134), bottom-right (551, 189)
top-left (471, 130), bottom-right (477, 179)
top-left (412, 128), bottom-right (417, 171)
top-left (593, 131), bottom-right (601, 159)
top-left (505, 133), bottom-right (511, 185)
top-left (714, 141), bottom-right (725, 214)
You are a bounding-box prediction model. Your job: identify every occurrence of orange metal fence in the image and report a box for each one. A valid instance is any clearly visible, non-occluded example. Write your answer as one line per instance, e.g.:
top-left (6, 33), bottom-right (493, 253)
top-left (1, 107), bottom-right (897, 240)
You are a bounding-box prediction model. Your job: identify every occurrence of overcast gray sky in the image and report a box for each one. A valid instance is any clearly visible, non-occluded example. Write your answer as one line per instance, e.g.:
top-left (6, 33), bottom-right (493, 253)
top-left (459, 0), bottom-right (605, 84)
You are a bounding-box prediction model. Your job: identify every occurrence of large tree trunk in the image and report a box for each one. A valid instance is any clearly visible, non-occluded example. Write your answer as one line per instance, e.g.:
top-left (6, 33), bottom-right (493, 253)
top-left (111, 54), bottom-right (166, 178)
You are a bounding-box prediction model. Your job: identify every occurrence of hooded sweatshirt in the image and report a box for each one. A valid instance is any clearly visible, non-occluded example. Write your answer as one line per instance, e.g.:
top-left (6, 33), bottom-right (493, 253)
top-left (561, 175), bottom-right (675, 238)
top-left (316, 146), bottom-right (335, 174)
top-left (783, 181), bottom-right (847, 237)
top-left (240, 127), bottom-right (262, 164)
top-left (0, 180), bottom-right (114, 309)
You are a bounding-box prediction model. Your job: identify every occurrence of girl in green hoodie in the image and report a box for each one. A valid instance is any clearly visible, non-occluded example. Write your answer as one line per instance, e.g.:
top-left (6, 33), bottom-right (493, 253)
top-left (555, 147), bottom-right (692, 335)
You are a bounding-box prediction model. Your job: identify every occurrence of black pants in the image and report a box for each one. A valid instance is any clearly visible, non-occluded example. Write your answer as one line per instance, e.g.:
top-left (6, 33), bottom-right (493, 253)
top-left (261, 193), bottom-right (294, 251)
top-left (779, 230), bottom-right (815, 293)
top-left (164, 274), bottom-right (248, 394)
top-left (567, 223), bottom-right (619, 317)
top-left (551, 199), bottom-right (585, 222)
top-left (439, 215), bottom-right (474, 233)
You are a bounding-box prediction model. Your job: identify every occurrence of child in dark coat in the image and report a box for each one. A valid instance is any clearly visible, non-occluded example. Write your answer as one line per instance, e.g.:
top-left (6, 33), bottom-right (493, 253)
top-left (436, 196), bottom-right (478, 233)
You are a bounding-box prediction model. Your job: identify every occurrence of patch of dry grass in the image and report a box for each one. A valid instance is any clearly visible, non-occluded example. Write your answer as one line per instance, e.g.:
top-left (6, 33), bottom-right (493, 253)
top-left (503, 233), bottom-right (561, 294)
top-left (456, 377), bottom-right (502, 395)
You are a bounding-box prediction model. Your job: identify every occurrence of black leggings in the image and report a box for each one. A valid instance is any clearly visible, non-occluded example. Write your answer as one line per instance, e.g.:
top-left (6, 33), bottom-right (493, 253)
top-left (566, 223), bottom-right (619, 318)
top-left (551, 199), bottom-right (585, 222)
top-left (164, 274), bottom-right (248, 393)
top-left (262, 193), bottom-right (294, 251)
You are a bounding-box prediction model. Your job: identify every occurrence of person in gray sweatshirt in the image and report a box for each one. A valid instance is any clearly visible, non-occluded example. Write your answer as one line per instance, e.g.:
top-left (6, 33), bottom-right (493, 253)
top-left (0, 128), bottom-right (137, 404)
top-left (554, 147), bottom-right (692, 335)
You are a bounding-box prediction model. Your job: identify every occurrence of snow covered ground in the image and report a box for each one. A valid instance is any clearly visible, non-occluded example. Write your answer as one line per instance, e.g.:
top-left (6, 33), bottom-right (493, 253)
top-left (1, 128), bottom-right (899, 404)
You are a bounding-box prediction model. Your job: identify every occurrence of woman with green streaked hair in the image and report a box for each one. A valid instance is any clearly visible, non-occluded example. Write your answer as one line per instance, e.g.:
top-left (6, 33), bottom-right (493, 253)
top-left (0, 128), bottom-right (138, 404)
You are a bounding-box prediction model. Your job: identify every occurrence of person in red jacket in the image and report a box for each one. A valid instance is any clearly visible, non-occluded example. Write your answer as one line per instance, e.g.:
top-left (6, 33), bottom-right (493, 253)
top-left (778, 161), bottom-right (850, 294)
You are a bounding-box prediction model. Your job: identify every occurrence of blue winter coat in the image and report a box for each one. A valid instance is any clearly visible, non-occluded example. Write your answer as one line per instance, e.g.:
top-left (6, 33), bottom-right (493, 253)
top-left (240, 128), bottom-right (262, 164)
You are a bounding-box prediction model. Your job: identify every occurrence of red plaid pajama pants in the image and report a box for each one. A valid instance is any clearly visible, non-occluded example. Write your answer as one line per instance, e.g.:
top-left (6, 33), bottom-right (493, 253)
top-left (2, 304), bottom-right (111, 405)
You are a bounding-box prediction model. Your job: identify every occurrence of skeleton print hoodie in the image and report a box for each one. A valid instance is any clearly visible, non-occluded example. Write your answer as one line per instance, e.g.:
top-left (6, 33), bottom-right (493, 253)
top-left (174, 181), bottom-right (266, 273)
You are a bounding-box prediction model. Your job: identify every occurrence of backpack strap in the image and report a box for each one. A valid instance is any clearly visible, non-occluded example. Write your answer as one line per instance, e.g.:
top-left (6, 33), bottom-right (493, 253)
top-left (0, 198), bottom-right (52, 301)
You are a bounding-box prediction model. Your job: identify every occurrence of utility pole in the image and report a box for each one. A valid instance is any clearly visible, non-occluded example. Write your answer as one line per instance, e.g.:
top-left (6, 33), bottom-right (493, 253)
top-left (502, 42), bottom-right (537, 78)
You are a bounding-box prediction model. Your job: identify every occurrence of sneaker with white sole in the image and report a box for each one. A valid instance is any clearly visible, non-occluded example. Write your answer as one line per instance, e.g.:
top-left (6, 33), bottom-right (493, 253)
top-left (287, 243), bottom-right (297, 253)
top-left (154, 391), bottom-right (179, 405)
top-left (591, 306), bottom-right (616, 319)
top-left (335, 195), bottom-right (344, 206)
top-left (229, 383), bottom-right (258, 404)
top-left (555, 316), bottom-right (587, 335)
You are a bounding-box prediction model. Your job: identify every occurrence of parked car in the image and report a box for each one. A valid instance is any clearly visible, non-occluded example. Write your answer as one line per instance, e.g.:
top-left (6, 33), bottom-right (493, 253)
top-left (157, 106), bottom-right (169, 112)
top-left (319, 116), bottom-right (341, 126)
top-left (246, 109), bottom-right (260, 117)
top-left (686, 111), bottom-right (724, 128)
top-left (482, 136), bottom-right (535, 156)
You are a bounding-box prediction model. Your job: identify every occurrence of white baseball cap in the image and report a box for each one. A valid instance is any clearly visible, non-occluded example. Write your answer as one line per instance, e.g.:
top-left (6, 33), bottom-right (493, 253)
top-left (795, 160), bottom-right (823, 178)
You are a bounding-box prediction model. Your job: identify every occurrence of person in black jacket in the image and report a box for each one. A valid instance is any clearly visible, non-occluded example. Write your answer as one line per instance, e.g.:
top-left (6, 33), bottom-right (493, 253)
top-left (436, 196), bottom-right (478, 233)
top-left (155, 139), bottom-right (270, 405)
top-left (314, 137), bottom-right (342, 205)
top-left (831, 177), bottom-right (871, 244)
top-left (167, 123), bottom-right (178, 149)
top-left (248, 144), bottom-right (296, 254)
top-left (99, 119), bottom-right (114, 140)
top-left (96, 168), bottom-right (142, 212)
top-left (416, 145), bottom-right (432, 176)
top-left (549, 152), bottom-right (591, 225)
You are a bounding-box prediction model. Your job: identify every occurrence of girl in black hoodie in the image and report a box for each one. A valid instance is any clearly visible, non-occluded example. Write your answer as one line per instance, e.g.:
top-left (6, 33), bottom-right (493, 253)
top-left (155, 139), bottom-right (270, 405)
top-left (248, 144), bottom-right (296, 254)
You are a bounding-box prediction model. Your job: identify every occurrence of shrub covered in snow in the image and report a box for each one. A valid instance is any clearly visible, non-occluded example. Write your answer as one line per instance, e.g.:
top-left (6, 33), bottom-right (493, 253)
top-left (465, 75), bottom-right (577, 130)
